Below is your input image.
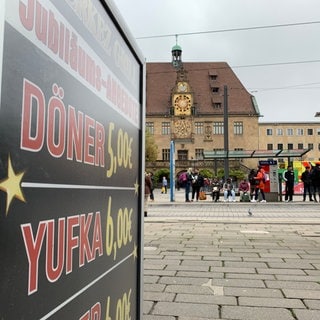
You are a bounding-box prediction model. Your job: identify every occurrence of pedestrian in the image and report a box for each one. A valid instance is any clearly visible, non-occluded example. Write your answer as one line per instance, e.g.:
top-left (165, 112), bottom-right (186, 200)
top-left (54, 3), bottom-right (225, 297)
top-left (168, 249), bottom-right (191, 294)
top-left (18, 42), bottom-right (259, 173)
top-left (144, 172), bottom-right (152, 217)
top-left (301, 166), bottom-right (313, 201)
top-left (252, 166), bottom-right (266, 202)
top-left (223, 177), bottom-right (236, 202)
top-left (185, 167), bottom-right (193, 202)
top-left (191, 169), bottom-right (204, 201)
top-left (248, 168), bottom-right (257, 201)
top-left (161, 176), bottom-right (167, 194)
top-left (211, 177), bottom-right (221, 202)
top-left (310, 163), bottom-right (320, 202)
top-left (283, 165), bottom-right (294, 202)
top-left (148, 172), bottom-right (155, 201)
top-left (239, 178), bottom-right (250, 202)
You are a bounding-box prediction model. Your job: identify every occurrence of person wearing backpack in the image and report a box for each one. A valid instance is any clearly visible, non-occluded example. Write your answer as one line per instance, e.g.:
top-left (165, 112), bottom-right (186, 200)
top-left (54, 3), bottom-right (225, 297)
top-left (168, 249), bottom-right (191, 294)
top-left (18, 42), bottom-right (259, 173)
top-left (248, 168), bottom-right (257, 201)
top-left (191, 169), bottom-right (204, 201)
top-left (184, 167), bottom-right (193, 202)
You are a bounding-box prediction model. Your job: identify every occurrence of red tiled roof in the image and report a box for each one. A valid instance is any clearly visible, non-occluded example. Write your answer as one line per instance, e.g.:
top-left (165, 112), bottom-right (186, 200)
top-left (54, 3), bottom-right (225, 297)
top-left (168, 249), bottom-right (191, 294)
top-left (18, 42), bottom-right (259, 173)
top-left (146, 62), bottom-right (259, 116)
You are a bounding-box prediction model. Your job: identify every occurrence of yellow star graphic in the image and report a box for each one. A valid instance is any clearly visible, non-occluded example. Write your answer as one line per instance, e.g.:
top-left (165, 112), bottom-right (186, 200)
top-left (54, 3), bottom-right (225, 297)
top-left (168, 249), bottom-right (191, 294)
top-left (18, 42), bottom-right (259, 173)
top-left (134, 179), bottom-right (139, 195)
top-left (132, 243), bottom-right (138, 260)
top-left (0, 155), bottom-right (26, 215)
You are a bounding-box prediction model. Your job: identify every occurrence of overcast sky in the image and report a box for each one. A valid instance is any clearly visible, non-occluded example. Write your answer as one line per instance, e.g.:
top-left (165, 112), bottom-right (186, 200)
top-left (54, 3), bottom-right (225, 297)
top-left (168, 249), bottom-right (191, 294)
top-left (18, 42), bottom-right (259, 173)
top-left (115, 0), bottom-right (320, 123)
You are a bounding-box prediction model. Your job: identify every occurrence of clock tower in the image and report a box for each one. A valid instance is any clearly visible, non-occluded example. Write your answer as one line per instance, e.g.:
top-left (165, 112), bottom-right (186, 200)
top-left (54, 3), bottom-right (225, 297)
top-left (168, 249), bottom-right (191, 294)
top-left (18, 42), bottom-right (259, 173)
top-left (171, 68), bottom-right (194, 140)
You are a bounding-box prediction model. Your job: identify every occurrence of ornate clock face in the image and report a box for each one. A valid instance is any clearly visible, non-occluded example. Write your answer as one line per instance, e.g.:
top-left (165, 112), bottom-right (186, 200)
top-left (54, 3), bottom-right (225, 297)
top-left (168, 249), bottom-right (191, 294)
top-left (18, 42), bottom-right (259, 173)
top-left (177, 82), bottom-right (188, 92)
top-left (174, 119), bottom-right (192, 138)
top-left (174, 94), bottom-right (192, 114)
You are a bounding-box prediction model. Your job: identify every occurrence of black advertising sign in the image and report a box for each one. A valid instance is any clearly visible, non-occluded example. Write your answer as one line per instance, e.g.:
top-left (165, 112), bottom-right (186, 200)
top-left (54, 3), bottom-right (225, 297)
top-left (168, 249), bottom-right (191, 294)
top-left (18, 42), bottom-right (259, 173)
top-left (0, 1), bottom-right (144, 319)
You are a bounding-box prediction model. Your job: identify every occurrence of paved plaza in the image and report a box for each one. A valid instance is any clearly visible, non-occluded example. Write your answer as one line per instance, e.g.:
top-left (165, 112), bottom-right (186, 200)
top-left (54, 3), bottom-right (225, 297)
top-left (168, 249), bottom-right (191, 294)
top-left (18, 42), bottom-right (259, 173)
top-left (143, 189), bottom-right (320, 320)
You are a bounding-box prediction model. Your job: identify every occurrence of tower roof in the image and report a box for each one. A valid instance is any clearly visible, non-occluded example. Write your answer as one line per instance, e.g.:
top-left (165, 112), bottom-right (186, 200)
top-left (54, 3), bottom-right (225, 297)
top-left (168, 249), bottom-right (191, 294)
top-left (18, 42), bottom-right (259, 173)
top-left (171, 44), bottom-right (182, 52)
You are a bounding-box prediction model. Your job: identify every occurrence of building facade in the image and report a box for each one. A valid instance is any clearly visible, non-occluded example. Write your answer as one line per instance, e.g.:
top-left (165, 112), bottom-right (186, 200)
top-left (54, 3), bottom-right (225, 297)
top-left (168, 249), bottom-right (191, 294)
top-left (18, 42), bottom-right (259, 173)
top-left (145, 59), bottom-right (319, 176)
top-left (146, 61), bottom-right (261, 174)
top-left (258, 122), bottom-right (320, 164)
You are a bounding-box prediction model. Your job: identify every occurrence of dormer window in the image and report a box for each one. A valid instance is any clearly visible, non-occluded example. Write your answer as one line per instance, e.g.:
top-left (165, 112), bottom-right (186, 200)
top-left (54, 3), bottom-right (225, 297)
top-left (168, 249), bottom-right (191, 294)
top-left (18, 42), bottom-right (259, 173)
top-left (211, 87), bottom-right (219, 93)
top-left (212, 103), bottom-right (221, 109)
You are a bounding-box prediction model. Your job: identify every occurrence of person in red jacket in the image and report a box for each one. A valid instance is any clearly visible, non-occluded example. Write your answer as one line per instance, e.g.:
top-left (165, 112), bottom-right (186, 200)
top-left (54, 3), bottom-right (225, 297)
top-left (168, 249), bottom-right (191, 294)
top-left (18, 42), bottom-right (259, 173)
top-left (251, 166), bottom-right (266, 202)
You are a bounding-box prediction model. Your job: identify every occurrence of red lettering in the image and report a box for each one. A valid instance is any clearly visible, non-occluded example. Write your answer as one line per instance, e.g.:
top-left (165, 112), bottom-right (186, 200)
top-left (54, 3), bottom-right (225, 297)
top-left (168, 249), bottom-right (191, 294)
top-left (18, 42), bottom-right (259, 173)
top-left (20, 79), bottom-right (105, 167)
top-left (47, 95), bottom-right (66, 157)
top-left (46, 219), bottom-right (65, 283)
top-left (79, 213), bottom-right (93, 267)
top-left (20, 79), bottom-right (45, 152)
top-left (70, 33), bottom-right (78, 71)
top-left (95, 122), bottom-right (105, 167)
top-left (35, 1), bottom-right (48, 45)
top-left (64, 28), bottom-right (70, 64)
top-left (79, 302), bottom-right (101, 320)
top-left (78, 46), bottom-right (86, 78)
top-left (21, 222), bottom-right (47, 295)
top-left (48, 11), bottom-right (59, 54)
top-left (66, 216), bottom-right (79, 274)
top-left (92, 212), bottom-right (103, 258)
top-left (67, 106), bottom-right (84, 162)
top-left (21, 212), bottom-right (103, 294)
top-left (19, 0), bottom-right (35, 30)
top-left (91, 302), bottom-right (101, 320)
top-left (79, 311), bottom-right (90, 320)
top-left (84, 115), bottom-right (95, 165)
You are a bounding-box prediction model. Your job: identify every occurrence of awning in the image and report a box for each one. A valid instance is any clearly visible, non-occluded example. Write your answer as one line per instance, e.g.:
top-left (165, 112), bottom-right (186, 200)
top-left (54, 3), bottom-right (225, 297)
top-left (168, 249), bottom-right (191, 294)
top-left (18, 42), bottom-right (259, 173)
top-left (203, 149), bottom-right (310, 159)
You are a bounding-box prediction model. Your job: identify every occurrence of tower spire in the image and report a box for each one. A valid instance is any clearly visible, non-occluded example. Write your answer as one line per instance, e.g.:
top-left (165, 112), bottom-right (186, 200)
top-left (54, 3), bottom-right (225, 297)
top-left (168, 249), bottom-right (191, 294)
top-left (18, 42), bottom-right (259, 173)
top-left (171, 35), bottom-right (182, 69)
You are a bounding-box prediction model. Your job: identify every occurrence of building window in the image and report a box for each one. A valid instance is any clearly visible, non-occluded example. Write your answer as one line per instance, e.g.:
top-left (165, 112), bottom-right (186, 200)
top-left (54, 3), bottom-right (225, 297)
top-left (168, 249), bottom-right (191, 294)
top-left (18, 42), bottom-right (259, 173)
top-left (212, 102), bottom-right (222, 109)
top-left (161, 122), bottom-right (171, 135)
top-left (209, 75), bottom-right (217, 81)
top-left (276, 128), bottom-right (283, 136)
top-left (234, 121), bottom-right (243, 135)
top-left (213, 122), bottom-right (224, 135)
top-left (296, 128), bottom-right (304, 136)
top-left (308, 143), bottom-right (314, 150)
top-left (195, 122), bottom-right (204, 134)
top-left (267, 144), bottom-right (273, 150)
top-left (278, 143), bottom-right (283, 150)
top-left (266, 129), bottom-right (272, 135)
top-left (307, 128), bottom-right (313, 135)
top-left (298, 143), bottom-right (303, 149)
top-left (288, 143), bottom-right (293, 150)
top-left (318, 143), bottom-right (320, 151)
top-left (211, 87), bottom-right (219, 93)
top-left (287, 128), bottom-right (293, 136)
top-left (162, 149), bottom-right (170, 161)
top-left (317, 128), bottom-right (320, 135)
top-left (146, 122), bottom-right (154, 134)
top-left (195, 149), bottom-right (204, 159)
top-left (177, 150), bottom-right (188, 161)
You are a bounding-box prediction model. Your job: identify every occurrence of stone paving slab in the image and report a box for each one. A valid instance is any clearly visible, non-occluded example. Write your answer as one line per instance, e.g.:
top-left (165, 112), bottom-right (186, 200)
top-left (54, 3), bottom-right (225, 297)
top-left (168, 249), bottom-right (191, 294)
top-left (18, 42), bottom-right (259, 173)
top-left (143, 194), bottom-right (320, 319)
top-left (221, 306), bottom-right (295, 320)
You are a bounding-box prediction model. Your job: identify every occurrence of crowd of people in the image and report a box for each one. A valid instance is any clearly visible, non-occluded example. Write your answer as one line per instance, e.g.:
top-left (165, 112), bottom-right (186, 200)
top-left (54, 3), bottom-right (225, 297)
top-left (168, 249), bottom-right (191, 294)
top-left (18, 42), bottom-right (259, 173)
top-left (175, 163), bottom-right (320, 203)
top-left (143, 163), bottom-right (320, 215)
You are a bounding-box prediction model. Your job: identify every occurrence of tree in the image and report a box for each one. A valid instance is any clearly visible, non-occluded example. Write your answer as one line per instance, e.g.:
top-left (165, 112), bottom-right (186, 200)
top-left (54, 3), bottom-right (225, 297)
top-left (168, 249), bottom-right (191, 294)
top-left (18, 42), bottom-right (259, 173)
top-left (145, 130), bottom-right (158, 162)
